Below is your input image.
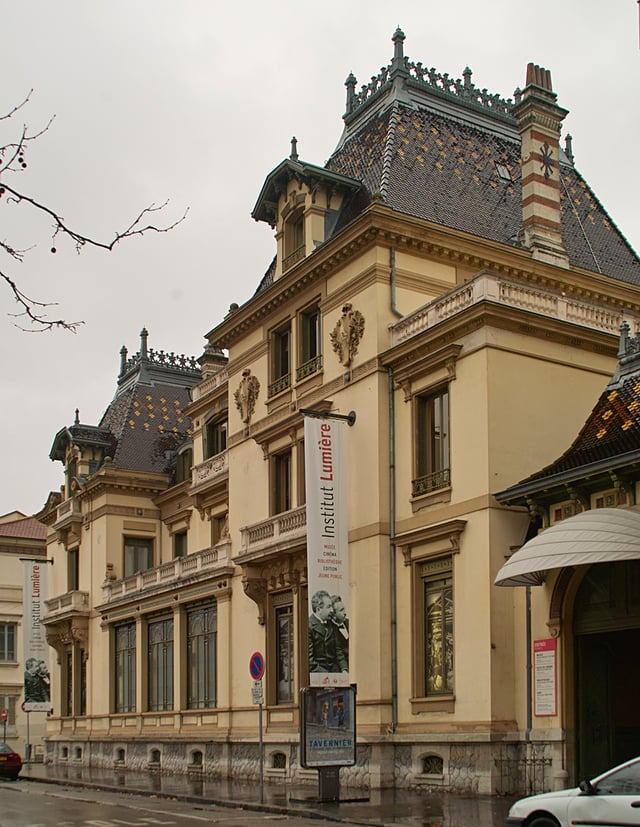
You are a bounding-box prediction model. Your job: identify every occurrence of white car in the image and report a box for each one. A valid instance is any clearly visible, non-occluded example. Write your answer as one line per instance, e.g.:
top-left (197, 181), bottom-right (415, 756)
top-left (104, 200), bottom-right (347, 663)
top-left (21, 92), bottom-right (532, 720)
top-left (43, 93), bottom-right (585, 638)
top-left (506, 756), bottom-right (640, 826)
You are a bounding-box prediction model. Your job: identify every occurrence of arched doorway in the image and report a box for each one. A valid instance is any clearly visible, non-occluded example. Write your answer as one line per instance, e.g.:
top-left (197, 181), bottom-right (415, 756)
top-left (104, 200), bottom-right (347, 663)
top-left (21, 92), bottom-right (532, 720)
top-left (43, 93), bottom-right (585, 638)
top-left (574, 560), bottom-right (640, 780)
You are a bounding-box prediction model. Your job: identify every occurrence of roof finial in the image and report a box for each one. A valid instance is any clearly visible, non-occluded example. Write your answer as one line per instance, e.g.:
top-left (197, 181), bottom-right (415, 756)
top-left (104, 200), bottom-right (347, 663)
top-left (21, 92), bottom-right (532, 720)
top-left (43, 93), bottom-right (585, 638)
top-left (74, 408), bottom-right (80, 425)
top-left (119, 345), bottom-right (128, 377)
top-left (290, 136), bottom-right (299, 161)
top-left (392, 26), bottom-right (405, 59)
top-left (140, 327), bottom-right (149, 359)
top-left (391, 27), bottom-right (408, 79)
top-left (564, 133), bottom-right (574, 164)
top-left (345, 72), bottom-right (357, 115)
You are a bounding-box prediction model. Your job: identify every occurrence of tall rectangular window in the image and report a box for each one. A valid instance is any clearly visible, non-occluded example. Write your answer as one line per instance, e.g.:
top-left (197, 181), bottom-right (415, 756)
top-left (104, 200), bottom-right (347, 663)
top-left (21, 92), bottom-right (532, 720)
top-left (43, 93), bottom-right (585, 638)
top-left (204, 419), bottom-right (227, 459)
top-left (187, 603), bottom-right (217, 709)
top-left (269, 325), bottom-right (291, 396)
top-left (423, 567), bottom-right (454, 696)
top-left (276, 604), bottom-right (294, 704)
top-left (115, 623), bottom-right (136, 713)
top-left (124, 537), bottom-right (154, 577)
top-left (80, 649), bottom-right (87, 716)
top-left (68, 548), bottom-right (79, 592)
top-left (173, 531), bottom-right (187, 559)
top-left (297, 305), bottom-right (321, 380)
top-left (64, 648), bottom-right (73, 717)
top-left (0, 622), bottom-right (16, 662)
top-left (414, 389), bottom-right (450, 496)
top-left (148, 617), bottom-right (174, 712)
top-left (283, 211), bottom-right (305, 271)
top-left (175, 447), bottom-right (193, 483)
top-left (272, 450), bottom-right (292, 515)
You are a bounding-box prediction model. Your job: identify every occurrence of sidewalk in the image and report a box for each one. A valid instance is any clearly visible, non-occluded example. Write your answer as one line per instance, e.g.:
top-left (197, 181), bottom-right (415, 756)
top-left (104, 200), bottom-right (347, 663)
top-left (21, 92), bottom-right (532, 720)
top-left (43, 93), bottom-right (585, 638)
top-left (19, 762), bottom-right (516, 826)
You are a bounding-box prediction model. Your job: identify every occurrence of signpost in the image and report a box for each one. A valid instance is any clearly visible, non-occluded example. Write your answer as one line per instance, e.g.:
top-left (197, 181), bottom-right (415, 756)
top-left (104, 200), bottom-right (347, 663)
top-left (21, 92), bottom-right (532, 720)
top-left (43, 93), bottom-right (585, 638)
top-left (1, 708), bottom-right (6, 743)
top-left (249, 652), bottom-right (265, 803)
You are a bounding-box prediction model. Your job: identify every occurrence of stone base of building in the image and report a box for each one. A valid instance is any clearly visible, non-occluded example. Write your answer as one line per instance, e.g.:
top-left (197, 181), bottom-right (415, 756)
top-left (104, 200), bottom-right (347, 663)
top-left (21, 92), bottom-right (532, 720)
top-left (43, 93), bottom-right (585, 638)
top-left (43, 734), bottom-right (565, 797)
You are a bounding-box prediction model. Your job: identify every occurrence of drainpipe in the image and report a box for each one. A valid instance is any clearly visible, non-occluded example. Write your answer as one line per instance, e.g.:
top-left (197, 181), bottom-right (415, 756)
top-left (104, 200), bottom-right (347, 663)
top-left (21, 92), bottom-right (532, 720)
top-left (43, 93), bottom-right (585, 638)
top-left (388, 248), bottom-right (402, 734)
top-left (526, 585), bottom-right (532, 747)
top-left (388, 365), bottom-right (398, 733)
top-left (389, 247), bottom-right (403, 320)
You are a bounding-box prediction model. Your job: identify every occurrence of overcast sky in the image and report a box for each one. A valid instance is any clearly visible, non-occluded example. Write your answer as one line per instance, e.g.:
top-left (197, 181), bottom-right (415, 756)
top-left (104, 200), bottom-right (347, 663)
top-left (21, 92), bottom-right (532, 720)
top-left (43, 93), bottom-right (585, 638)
top-left (1, 0), bottom-right (638, 516)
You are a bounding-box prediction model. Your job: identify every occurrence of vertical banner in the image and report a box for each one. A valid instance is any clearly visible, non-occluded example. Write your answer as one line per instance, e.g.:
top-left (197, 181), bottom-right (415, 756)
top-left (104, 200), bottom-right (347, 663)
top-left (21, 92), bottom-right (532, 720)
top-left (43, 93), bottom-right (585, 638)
top-left (304, 416), bottom-right (350, 687)
top-left (23, 561), bottom-right (51, 711)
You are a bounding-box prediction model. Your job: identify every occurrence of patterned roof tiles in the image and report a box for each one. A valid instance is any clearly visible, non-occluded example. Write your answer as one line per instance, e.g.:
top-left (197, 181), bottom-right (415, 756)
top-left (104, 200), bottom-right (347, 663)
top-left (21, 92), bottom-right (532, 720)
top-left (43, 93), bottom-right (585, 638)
top-left (325, 103), bottom-right (639, 284)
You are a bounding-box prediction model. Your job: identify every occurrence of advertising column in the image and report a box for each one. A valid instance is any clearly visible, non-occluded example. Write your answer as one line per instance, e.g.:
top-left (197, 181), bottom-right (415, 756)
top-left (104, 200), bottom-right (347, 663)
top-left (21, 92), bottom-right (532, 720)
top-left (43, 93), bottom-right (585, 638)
top-left (303, 415), bottom-right (356, 778)
top-left (23, 560), bottom-right (51, 712)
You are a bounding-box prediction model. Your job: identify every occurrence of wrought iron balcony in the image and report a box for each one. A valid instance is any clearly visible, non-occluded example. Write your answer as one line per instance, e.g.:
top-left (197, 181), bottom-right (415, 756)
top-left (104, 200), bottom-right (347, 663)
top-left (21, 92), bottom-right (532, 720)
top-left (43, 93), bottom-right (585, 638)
top-left (296, 354), bottom-right (322, 382)
top-left (412, 468), bottom-right (451, 498)
top-left (267, 373), bottom-right (291, 398)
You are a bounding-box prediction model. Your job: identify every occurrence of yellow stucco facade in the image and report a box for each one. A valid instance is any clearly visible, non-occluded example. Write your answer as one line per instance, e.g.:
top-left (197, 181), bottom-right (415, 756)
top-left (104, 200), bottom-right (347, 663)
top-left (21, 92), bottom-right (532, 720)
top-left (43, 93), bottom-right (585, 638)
top-left (36, 31), bottom-right (640, 795)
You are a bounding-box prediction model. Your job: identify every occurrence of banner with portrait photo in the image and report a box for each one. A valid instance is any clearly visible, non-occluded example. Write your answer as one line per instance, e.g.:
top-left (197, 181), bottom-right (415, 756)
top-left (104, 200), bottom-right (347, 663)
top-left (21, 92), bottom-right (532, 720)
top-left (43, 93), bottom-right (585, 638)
top-left (304, 416), bottom-right (350, 687)
top-left (23, 560), bottom-right (51, 711)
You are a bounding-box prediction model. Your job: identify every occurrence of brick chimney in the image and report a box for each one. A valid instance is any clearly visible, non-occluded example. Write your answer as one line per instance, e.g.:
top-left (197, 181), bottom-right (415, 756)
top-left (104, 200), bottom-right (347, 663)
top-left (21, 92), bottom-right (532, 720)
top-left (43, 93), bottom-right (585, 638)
top-left (512, 63), bottom-right (569, 268)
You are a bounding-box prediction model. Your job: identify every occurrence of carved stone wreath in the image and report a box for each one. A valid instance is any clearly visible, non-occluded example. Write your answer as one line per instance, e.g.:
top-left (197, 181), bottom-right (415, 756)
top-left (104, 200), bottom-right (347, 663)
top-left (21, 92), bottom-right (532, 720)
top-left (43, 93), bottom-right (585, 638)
top-left (234, 368), bottom-right (260, 424)
top-left (330, 302), bottom-right (365, 368)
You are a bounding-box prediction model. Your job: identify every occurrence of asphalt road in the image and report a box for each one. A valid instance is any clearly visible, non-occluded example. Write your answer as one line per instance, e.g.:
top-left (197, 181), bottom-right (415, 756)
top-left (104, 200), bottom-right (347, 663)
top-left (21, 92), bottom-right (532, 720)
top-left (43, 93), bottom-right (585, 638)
top-left (0, 780), bottom-right (343, 827)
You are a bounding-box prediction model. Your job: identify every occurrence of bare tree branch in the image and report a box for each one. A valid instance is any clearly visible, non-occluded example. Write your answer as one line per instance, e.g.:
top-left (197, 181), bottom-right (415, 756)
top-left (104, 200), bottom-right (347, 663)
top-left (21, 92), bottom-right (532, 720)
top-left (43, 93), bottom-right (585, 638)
top-left (0, 268), bottom-right (83, 332)
top-left (0, 90), bottom-right (187, 331)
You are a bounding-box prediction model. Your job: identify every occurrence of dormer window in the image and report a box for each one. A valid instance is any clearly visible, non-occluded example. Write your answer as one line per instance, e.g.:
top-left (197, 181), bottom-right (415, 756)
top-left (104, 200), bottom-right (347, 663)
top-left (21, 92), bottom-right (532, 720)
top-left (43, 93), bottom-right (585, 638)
top-left (283, 209), bottom-right (305, 272)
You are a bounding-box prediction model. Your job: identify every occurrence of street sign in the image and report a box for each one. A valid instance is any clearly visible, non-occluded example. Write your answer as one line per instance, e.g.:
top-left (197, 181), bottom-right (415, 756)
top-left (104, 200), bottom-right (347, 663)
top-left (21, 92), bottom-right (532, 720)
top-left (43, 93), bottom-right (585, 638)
top-left (0, 709), bottom-right (6, 722)
top-left (251, 679), bottom-right (264, 705)
top-left (249, 651), bottom-right (265, 680)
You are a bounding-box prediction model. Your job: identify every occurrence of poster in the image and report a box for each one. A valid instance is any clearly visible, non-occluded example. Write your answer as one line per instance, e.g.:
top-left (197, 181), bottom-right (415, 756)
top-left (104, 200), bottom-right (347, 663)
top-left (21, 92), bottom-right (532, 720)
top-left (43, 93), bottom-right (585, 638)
top-left (304, 416), bottom-right (350, 687)
top-left (300, 686), bottom-right (356, 767)
top-left (534, 637), bottom-right (557, 717)
top-left (23, 560), bottom-right (51, 712)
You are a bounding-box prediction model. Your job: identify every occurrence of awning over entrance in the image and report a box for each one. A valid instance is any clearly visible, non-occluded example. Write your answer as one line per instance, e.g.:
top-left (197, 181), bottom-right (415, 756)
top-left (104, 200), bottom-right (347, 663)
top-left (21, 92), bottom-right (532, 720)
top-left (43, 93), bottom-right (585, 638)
top-left (495, 507), bottom-right (640, 587)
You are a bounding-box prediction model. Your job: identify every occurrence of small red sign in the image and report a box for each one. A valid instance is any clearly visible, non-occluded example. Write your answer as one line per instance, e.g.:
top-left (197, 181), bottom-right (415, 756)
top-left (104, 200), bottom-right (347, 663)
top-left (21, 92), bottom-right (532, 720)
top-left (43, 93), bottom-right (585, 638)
top-left (0, 709), bottom-right (7, 722)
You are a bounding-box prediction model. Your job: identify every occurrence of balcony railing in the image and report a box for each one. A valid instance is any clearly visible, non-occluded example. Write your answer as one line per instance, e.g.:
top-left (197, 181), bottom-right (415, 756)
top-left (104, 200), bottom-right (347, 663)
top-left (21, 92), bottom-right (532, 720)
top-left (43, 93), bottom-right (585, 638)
top-left (100, 544), bottom-right (231, 604)
top-left (43, 591), bottom-right (90, 622)
top-left (191, 451), bottom-right (228, 488)
top-left (282, 245), bottom-right (305, 272)
top-left (190, 368), bottom-right (228, 402)
top-left (390, 270), bottom-right (637, 347)
top-left (267, 373), bottom-right (291, 398)
top-left (412, 468), bottom-right (451, 497)
top-left (239, 505), bottom-right (307, 557)
top-left (296, 354), bottom-right (322, 381)
top-left (53, 498), bottom-right (82, 529)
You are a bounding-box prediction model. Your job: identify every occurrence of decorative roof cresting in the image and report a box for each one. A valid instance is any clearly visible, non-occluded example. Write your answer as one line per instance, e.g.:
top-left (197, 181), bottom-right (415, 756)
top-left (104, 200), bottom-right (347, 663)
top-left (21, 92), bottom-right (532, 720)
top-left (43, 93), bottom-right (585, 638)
top-left (344, 26), bottom-right (516, 122)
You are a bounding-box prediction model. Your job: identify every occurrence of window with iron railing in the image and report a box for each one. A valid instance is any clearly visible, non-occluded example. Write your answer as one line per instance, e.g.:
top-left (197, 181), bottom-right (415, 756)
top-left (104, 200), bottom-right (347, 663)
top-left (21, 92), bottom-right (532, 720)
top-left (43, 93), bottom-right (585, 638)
top-left (413, 389), bottom-right (450, 497)
top-left (269, 325), bottom-right (291, 397)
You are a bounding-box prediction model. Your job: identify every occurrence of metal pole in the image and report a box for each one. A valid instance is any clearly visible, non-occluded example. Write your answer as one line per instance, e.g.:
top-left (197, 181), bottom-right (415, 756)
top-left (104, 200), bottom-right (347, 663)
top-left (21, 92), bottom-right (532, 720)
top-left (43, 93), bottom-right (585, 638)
top-left (258, 702), bottom-right (264, 804)
top-left (26, 711), bottom-right (30, 762)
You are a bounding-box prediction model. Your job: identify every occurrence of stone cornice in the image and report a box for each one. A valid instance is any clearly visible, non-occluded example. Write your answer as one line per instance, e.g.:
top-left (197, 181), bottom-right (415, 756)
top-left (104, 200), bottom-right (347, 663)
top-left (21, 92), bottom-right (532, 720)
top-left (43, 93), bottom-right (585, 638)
top-left (207, 204), bottom-right (640, 353)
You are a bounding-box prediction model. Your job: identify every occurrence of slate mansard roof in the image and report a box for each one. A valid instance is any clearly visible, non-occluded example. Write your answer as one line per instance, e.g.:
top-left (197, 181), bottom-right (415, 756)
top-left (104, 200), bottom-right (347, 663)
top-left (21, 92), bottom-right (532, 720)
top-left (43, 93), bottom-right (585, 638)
top-left (256, 29), bottom-right (639, 290)
top-left (50, 329), bottom-right (200, 479)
